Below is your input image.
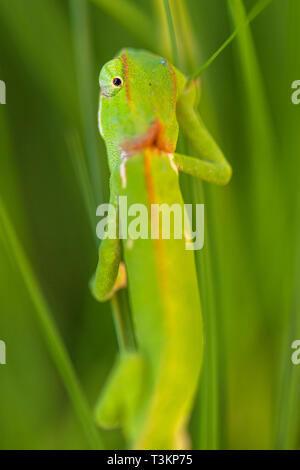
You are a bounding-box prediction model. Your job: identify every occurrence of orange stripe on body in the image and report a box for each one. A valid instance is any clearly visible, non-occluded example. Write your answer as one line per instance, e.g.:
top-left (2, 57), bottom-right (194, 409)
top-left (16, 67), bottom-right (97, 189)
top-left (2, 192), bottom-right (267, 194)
top-left (143, 149), bottom-right (169, 298)
top-left (121, 52), bottom-right (131, 104)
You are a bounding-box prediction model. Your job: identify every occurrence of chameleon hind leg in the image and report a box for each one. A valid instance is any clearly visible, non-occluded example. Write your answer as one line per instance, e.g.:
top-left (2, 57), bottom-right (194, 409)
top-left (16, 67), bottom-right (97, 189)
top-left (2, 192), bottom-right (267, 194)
top-left (175, 79), bottom-right (232, 185)
top-left (95, 353), bottom-right (145, 435)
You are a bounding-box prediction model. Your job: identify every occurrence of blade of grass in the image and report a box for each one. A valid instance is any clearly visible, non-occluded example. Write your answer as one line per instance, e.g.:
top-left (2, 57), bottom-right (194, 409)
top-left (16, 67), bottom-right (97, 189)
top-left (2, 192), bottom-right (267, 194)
top-left (275, 244), bottom-right (300, 448)
top-left (191, 0), bottom-right (274, 79)
top-left (228, 0), bottom-right (283, 447)
top-left (227, 0), bottom-right (284, 317)
top-left (163, 0), bottom-right (179, 66)
top-left (153, 0), bottom-right (200, 70)
top-left (171, 0), bottom-right (201, 71)
top-left (0, 108), bottom-right (29, 239)
top-left (275, 0), bottom-right (300, 449)
top-left (162, 0), bottom-right (220, 449)
top-left (0, 197), bottom-right (102, 450)
top-left (111, 290), bottom-right (136, 353)
top-left (193, 189), bottom-right (220, 449)
top-left (152, 0), bottom-right (172, 60)
top-left (89, 0), bottom-right (154, 50)
top-left (66, 130), bottom-right (97, 237)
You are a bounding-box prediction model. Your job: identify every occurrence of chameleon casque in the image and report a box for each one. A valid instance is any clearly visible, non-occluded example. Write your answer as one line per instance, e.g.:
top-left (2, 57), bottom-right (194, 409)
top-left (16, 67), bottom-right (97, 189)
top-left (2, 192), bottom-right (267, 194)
top-left (91, 48), bottom-right (231, 450)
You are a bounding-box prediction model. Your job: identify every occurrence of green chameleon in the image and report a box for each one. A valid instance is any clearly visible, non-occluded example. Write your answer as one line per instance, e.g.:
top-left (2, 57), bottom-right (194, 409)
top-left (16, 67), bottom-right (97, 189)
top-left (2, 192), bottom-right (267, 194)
top-left (91, 48), bottom-right (231, 450)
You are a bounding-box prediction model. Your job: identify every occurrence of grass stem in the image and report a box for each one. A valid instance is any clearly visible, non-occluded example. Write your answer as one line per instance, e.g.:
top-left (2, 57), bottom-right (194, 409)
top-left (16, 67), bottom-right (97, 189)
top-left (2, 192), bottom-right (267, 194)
top-left (191, 0), bottom-right (274, 79)
top-left (163, 0), bottom-right (179, 66)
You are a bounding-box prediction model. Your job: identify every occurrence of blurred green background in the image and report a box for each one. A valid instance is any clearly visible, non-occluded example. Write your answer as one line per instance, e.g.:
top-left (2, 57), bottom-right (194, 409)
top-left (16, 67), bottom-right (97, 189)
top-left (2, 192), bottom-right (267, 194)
top-left (0, 0), bottom-right (299, 450)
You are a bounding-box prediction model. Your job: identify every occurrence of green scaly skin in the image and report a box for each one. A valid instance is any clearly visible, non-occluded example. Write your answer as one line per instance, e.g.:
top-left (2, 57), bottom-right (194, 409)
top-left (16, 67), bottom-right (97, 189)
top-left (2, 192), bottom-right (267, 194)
top-left (91, 49), bottom-right (231, 449)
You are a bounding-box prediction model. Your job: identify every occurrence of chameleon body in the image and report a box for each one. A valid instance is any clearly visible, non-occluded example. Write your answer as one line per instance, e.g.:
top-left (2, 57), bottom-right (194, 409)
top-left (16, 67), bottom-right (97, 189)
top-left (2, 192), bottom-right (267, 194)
top-left (92, 49), bottom-right (231, 449)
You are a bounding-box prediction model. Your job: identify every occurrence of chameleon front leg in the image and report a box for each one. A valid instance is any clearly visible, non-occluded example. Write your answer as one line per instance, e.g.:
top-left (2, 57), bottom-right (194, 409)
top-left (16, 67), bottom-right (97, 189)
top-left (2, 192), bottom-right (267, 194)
top-left (90, 168), bottom-right (126, 302)
top-left (175, 80), bottom-right (232, 185)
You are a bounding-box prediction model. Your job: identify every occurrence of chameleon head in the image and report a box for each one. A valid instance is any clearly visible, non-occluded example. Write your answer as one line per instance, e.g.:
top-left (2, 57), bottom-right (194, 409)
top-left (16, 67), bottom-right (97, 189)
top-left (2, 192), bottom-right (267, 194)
top-left (98, 49), bottom-right (187, 164)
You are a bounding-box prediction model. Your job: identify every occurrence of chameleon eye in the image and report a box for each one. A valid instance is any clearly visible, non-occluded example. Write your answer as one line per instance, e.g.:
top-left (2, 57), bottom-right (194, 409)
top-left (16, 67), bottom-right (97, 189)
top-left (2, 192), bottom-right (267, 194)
top-left (112, 77), bottom-right (122, 87)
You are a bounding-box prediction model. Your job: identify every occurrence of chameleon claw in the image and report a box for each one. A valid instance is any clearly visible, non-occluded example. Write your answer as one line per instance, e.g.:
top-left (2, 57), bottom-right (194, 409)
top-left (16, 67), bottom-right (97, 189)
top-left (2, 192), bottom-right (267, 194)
top-left (103, 262), bottom-right (127, 301)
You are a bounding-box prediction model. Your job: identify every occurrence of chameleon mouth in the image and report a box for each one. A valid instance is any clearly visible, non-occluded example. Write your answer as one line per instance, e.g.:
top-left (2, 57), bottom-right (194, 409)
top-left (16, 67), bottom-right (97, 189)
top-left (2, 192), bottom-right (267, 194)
top-left (121, 120), bottom-right (174, 155)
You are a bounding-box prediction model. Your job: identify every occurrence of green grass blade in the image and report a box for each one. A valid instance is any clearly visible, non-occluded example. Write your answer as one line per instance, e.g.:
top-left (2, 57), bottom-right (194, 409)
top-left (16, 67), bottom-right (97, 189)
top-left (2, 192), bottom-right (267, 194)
top-left (66, 130), bottom-right (97, 236)
top-left (227, 0), bottom-right (282, 308)
top-left (172, 0), bottom-right (201, 71)
top-left (275, 254), bottom-right (300, 449)
top-left (228, 0), bottom-right (283, 448)
top-left (0, 197), bottom-right (103, 449)
top-left (89, 0), bottom-right (154, 50)
top-left (152, 0), bottom-right (172, 59)
top-left (275, 0), bottom-right (300, 449)
top-left (191, 0), bottom-right (274, 79)
top-left (111, 290), bottom-right (136, 353)
top-left (163, 0), bottom-right (179, 66)
top-left (194, 198), bottom-right (220, 449)
top-left (166, 0), bottom-right (221, 449)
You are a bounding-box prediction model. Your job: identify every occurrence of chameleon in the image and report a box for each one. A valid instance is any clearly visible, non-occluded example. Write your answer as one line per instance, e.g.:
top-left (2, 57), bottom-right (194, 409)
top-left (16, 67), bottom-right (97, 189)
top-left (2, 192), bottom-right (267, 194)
top-left (91, 48), bottom-right (231, 450)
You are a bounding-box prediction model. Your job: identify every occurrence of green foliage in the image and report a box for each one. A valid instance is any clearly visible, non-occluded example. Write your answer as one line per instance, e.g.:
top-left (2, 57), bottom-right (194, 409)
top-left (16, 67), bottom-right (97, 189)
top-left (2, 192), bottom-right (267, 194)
top-left (0, 0), bottom-right (299, 449)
